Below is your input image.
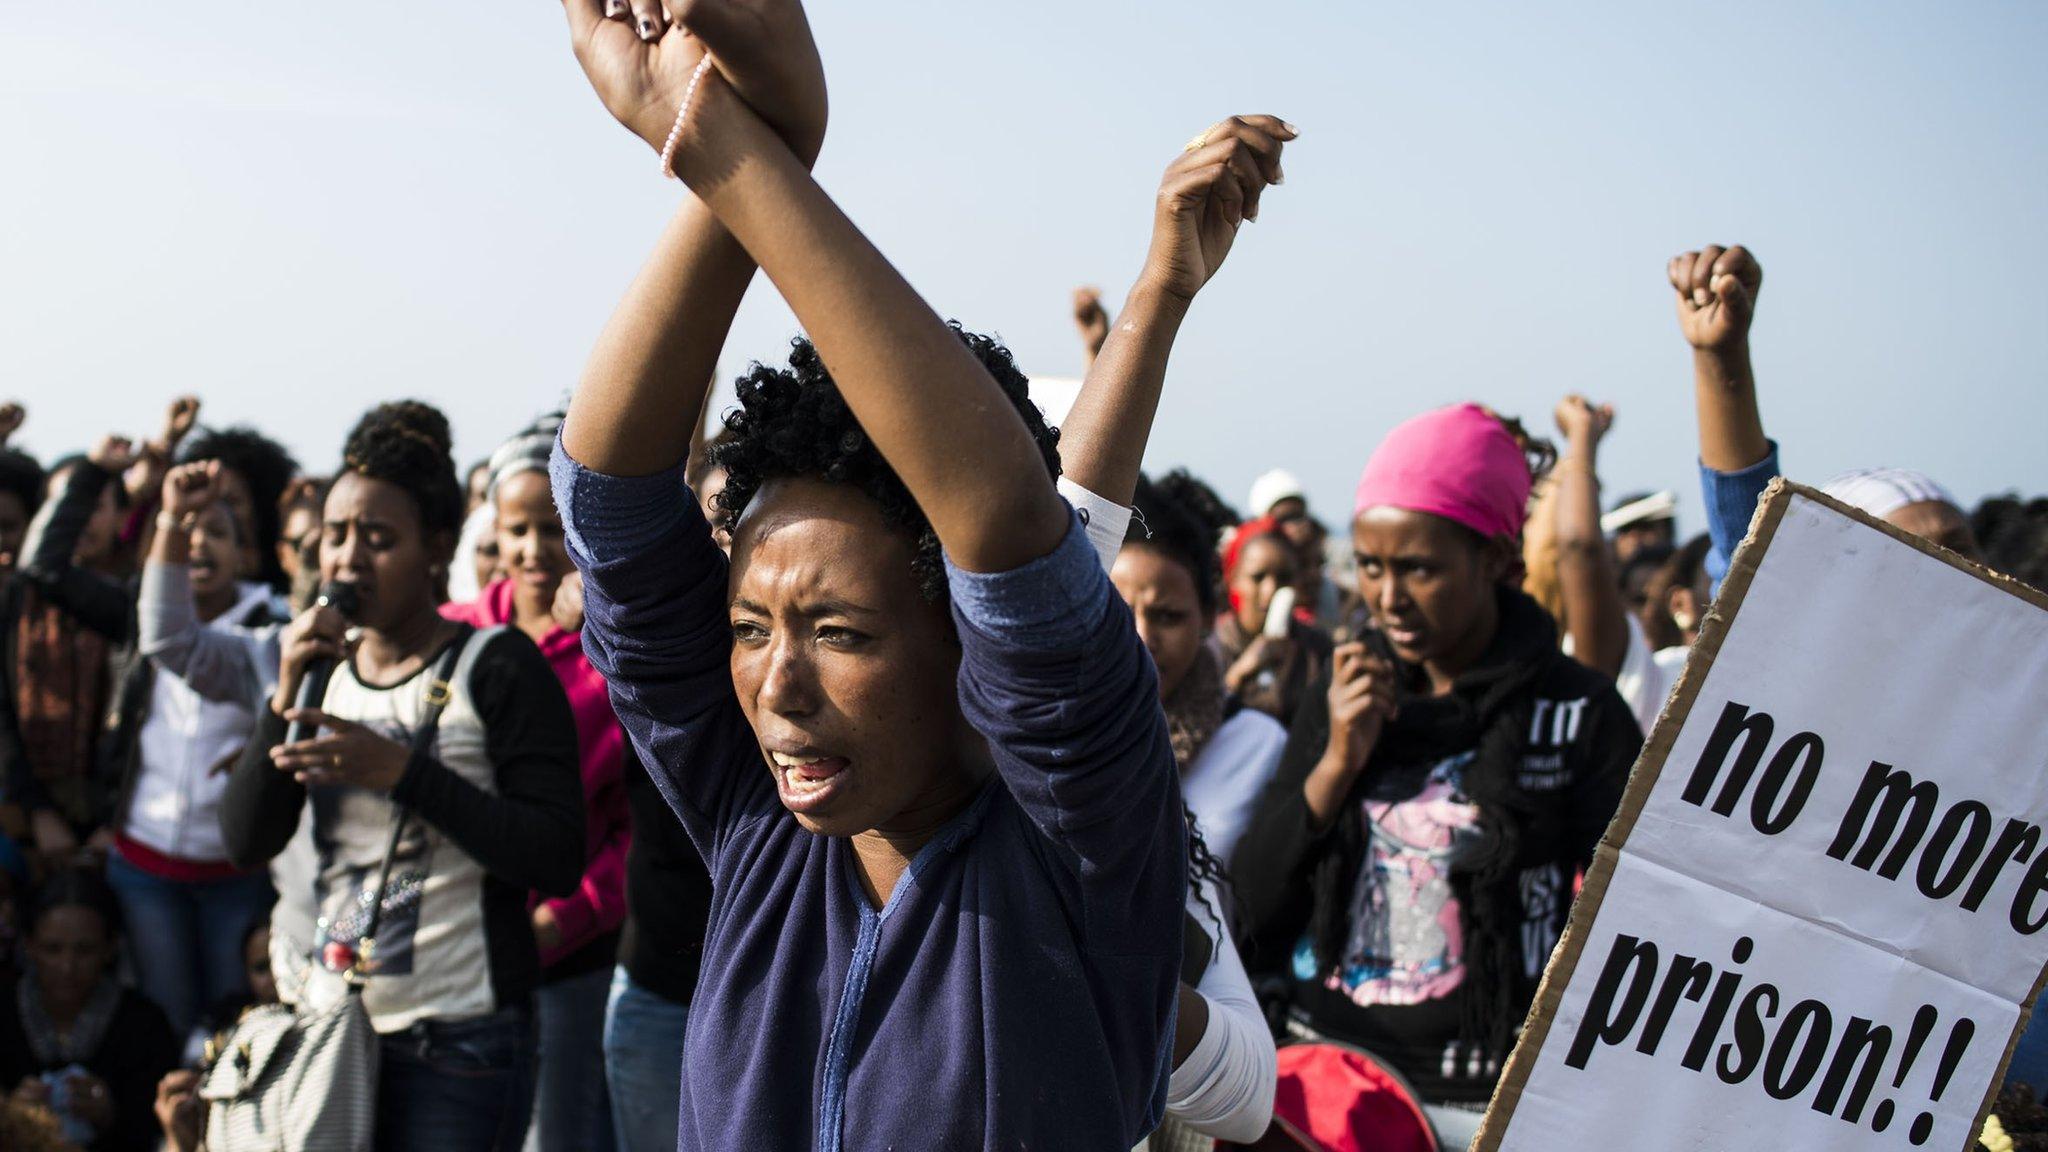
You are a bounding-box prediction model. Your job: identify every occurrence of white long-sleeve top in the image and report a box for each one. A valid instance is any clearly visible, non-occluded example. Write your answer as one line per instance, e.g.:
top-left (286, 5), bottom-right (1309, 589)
top-left (138, 562), bottom-right (284, 704)
top-left (1061, 477), bottom-right (1279, 1142)
top-left (126, 572), bottom-right (280, 861)
top-left (138, 562), bottom-right (320, 949)
top-left (1171, 877), bottom-right (1279, 1141)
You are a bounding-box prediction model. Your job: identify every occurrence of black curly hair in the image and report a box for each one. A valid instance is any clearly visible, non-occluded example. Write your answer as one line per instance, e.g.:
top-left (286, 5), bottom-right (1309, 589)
top-left (708, 325), bottom-right (1061, 603)
top-left (340, 401), bottom-right (466, 544)
top-left (1489, 410), bottom-right (1559, 489)
top-left (1975, 493), bottom-right (2048, 593)
top-left (0, 450), bottom-right (46, 521)
top-left (1126, 469), bottom-right (1240, 619)
top-left (181, 426), bottom-right (299, 589)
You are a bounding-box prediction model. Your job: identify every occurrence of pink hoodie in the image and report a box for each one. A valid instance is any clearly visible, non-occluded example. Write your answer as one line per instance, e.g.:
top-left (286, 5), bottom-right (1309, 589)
top-left (444, 579), bottom-right (630, 968)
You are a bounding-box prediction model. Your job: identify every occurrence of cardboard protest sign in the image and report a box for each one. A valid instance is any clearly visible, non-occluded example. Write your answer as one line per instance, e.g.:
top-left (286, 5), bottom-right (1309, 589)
top-left (1475, 480), bottom-right (2048, 1152)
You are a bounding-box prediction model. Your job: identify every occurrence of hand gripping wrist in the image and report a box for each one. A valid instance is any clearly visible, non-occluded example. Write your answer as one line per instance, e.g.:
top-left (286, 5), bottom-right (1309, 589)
top-left (658, 57), bottom-right (716, 180)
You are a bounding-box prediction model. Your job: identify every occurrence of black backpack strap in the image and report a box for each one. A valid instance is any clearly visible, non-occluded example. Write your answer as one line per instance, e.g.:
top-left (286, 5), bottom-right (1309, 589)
top-left (355, 626), bottom-right (474, 972)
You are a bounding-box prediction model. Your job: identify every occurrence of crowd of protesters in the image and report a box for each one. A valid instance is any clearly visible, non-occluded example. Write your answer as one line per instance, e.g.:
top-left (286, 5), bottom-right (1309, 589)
top-left (2, 4), bottom-right (2045, 1151)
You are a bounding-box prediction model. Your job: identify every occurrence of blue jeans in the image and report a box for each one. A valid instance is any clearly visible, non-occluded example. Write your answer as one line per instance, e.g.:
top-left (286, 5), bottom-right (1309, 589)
top-left (377, 1006), bottom-right (538, 1152)
top-left (104, 851), bottom-right (273, 1037)
top-left (527, 967), bottom-right (616, 1152)
top-left (604, 968), bottom-right (689, 1152)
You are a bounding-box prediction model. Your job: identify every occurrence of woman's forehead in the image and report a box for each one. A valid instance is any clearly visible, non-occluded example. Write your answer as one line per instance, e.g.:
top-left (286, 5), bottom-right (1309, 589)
top-left (730, 478), bottom-right (919, 607)
top-left (493, 469), bottom-right (553, 510)
top-left (326, 471), bottom-right (412, 518)
top-left (1352, 506), bottom-right (1467, 552)
top-left (1238, 534), bottom-right (1294, 568)
top-left (1114, 544), bottom-right (1201, 602)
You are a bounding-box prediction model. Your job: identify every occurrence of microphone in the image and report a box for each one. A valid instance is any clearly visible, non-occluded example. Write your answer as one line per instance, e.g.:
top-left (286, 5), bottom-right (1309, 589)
top-left (284, 582), bottom-right (361, 747)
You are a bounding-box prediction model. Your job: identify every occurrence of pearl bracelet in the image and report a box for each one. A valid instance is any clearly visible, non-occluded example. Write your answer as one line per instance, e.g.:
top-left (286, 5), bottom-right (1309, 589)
top-left (659, 56), bottom-right (716, 181)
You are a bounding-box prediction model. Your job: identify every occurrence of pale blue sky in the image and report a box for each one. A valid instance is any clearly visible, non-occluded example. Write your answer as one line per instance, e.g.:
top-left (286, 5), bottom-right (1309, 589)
top-left (3, 2), bottom-right (2043, 531)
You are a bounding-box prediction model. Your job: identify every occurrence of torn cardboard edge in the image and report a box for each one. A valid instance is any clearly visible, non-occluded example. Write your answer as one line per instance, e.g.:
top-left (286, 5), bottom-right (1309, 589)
top-left (1472, 479), bottom-right (2048, 1152)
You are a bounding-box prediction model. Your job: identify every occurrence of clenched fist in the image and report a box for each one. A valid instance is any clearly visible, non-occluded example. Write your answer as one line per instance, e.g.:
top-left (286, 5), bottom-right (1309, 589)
top-left (1667, 244), bottom-right (1762, 354)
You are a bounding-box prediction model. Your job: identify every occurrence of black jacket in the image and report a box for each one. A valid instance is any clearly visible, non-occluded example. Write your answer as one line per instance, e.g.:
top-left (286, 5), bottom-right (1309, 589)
top-left (1235, 591), bottom-right (1643, 1102)
top-left (0, 463), bottom-right (283, 840)
top-left (0, 462), bottom-right (132, 828)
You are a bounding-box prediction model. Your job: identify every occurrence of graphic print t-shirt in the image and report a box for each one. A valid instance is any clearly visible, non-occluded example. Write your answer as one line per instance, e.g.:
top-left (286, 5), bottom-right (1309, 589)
top-left (1297, 750), bottom-right (1481, 1007)
top-left (296, 638), bottom-right (498, 1032)
top-left (1288, 721), bottom-right (1583, 1098)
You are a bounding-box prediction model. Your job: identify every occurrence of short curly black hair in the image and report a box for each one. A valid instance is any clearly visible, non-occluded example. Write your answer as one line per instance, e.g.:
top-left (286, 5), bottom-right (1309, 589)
top-left (1127, 469), bottom-right (1239, 619)
top-left (340, 401), bottom-right (466, 543)
top-left (709, 325), bottom-right (1061, 602)
top-left (0, 450), bottom-right (46, 520)
top-left (181, 426), bottom-right (299, 588)
top-left (1975, 493), bottom-right (2048, 593)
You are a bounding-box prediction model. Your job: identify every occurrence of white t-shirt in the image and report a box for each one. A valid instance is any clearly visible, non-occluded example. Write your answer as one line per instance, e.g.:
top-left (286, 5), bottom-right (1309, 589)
top-left (1168, 877), bottom-right (1278, 1142)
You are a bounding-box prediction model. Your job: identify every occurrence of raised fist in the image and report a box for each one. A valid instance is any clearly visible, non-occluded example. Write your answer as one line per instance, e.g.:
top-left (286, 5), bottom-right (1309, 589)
top-left (1668, 245), bottom-right (1762, 354)
top-left (162, 395), bottom-right (202, 447)
top-left (1141, 115), bottom-right (1297, 302)
top-left (560, 0), bottom-right (828, 165)
top-left (88, 435), bottom-right (137, 475)
top-left (1072, 288), bottom-right (1109, 355)
top-left (162, 461), bottom-right (223, 519)
top-left (1554, 395), bottom-right (1615, 448)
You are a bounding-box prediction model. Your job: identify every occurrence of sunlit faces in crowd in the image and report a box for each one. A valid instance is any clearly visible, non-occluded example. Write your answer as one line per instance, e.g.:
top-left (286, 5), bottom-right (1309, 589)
top-left (186, 501), bottom-right (246, 612)
top-left (1229, 532), bottom-right (1299, 635)
top-left (320, 470), bottom-right (456, 636)
top-left (494, 470), bottom-right (572, 604)
top-left (1352, 506), bottom-right (1514, 689)
top-left (725, 476), bottom-right (986, 840)
top-left (1112, 544), bottom-right (1206, 700)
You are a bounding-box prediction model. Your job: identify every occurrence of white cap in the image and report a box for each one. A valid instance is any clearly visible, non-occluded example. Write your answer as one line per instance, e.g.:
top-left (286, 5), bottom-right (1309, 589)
top-left (1821, 468), bottom-right (1958, 519)
top-left (1601, 491), bottom-right (1679, 535)
top-left (1248, 469), bottom-right (1307, 518)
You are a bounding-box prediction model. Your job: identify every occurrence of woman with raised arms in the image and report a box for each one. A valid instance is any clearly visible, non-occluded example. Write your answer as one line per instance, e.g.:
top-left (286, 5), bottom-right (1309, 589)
top-left (550, 0), bottom-right (1202, 1146)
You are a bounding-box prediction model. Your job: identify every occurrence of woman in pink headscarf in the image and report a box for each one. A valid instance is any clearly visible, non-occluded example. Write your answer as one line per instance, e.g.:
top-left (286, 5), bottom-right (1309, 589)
top-left (1235, 403), bottom-right (1644, 1149)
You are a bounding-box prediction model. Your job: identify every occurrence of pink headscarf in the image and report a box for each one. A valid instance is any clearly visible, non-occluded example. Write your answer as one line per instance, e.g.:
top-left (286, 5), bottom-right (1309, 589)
top-left (1353, 403), bottom-right (1531, 539)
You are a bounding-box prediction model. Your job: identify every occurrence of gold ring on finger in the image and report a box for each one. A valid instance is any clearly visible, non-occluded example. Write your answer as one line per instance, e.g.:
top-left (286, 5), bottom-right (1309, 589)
top-left (1183, 131), bottom-right (1212, 153)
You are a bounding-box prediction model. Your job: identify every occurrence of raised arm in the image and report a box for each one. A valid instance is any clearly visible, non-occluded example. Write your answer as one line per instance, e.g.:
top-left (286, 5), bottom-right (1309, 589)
top-left (555, 0), bottom-right (825, 477)
top-left (1234, 644), bottom-right (1394, 941)
top-left (551, 0), bottom-right (829, 851)
top-left (1551, 396), bottom-right (1628, 676)
top-left (21, 438), bottom-right (135, 641)
top-left (1673, 245), bottom-right (1768, 473)
top-left (1670, 245), bottom-right (1775, 590)
top-left (127, 396), bottom-right (201, 508)
top-left (140, 462), bottom-right (277, 701)
top-left (663, 9), bottom-right (1067, 572)
top-left (1072, 288), bottom-right (1110, 370)
top-left (1059, 116), bottom-right (1293, 508)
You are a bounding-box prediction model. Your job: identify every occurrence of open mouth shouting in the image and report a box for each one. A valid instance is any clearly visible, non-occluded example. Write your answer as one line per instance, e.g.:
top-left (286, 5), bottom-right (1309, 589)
top-left (768, 748), bottom-right (852, 816)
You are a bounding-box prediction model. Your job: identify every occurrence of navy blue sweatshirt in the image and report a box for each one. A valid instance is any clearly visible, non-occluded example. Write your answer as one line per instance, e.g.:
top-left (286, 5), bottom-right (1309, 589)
top-left (552, 448), bottom-right (1187, 1151)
